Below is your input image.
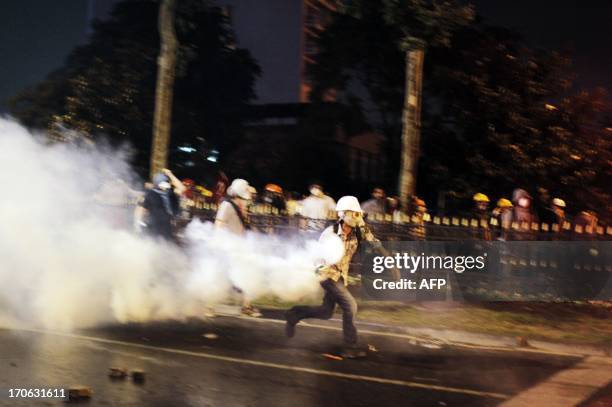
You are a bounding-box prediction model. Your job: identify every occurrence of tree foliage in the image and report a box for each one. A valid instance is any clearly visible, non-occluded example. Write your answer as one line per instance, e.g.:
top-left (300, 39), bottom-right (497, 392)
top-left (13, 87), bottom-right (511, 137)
top-left (10, 0), bottom-right (260, 177)
top-left (309, 1), bottom-right (611, 218)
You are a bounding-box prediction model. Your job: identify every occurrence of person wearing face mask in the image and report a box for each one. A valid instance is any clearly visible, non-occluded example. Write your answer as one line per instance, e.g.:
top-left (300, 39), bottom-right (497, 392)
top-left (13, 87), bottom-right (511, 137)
top-left (285, 196), bottom-right (381, 358)
top-left (510, 188), bottom-right (538, 240)
top-left (134, 168), bottom-right (186, 241)
top-left (299, 184), bottom-right (336, 222)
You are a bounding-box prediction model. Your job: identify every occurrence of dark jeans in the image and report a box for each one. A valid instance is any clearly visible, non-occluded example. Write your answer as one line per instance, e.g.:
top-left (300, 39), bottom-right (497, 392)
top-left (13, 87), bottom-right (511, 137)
top-left (290, 278), bottom-right (358, 346)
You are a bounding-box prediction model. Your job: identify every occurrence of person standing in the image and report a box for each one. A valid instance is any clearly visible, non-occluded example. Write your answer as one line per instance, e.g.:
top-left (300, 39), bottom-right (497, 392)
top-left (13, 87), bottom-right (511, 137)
top-left (134, 169), bottom-right (185, 242)
top-left (211, 171), bottom-right (230, 205)
top-left (300, 184), bottom-right (336, 231)
top-left (361, 187), bottom-right (386, 219)
top-left (409, 197), bottom-right (428, 241)
top-left (541, 198), bottom-right (568, 228)
top-left (214, 178), bottom-right (262, 317)
top-left (472, 193), bottom-right (492, 240)
top-left (285, 196), bottom-right (380, 358)
top-left (492, 198), bottom-right (513, 239)
top-left (510, 188), bottom-right (538, 240)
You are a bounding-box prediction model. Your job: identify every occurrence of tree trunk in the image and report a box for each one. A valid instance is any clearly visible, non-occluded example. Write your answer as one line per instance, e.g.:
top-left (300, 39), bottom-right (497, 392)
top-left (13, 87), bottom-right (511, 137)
top-left (150, 0), bottom-right (178, 180)
top-left (398, 46), bottom-right (424, 203)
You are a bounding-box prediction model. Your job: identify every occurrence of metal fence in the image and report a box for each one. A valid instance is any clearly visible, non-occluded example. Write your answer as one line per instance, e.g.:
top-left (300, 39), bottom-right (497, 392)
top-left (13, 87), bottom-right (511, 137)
top-left (186, 203), bottom-right (611, 241)
top-left (181, 205), bottom-right (611, 301)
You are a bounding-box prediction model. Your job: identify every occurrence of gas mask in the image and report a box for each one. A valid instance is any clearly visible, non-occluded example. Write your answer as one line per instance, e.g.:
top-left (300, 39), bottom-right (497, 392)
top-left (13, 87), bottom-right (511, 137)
top-left (340, 210), bottom-right (364, 228)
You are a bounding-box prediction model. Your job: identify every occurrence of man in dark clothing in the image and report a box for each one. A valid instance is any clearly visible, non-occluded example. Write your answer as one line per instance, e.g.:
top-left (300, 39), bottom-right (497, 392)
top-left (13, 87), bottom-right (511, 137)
top-left (135, 169), bottom-right (186, 241)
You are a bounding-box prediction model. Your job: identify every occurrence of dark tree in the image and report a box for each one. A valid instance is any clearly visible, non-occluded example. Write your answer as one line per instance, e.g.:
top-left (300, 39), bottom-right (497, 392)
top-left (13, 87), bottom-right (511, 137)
top-left (10, 0), bottom-right (260, 178)
top-left (308, 3), bottom-right (610, 218)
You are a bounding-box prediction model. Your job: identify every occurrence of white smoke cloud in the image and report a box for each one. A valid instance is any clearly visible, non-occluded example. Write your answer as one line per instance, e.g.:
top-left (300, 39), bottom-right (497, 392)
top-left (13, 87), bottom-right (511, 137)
top-left (0, 118), bottom-right (342, 330)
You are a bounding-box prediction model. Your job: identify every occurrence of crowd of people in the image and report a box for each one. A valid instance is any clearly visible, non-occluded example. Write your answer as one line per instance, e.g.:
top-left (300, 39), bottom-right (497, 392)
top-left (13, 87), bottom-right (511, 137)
top-left (129, 170), bottom-right (602, 243)
top-left (117, 170), bottom-right (605, 357)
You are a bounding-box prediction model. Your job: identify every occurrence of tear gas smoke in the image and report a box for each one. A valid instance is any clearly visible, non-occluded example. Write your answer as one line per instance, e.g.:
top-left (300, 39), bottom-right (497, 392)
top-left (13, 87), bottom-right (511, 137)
top-left (0, 118), bottom-right (343, 330)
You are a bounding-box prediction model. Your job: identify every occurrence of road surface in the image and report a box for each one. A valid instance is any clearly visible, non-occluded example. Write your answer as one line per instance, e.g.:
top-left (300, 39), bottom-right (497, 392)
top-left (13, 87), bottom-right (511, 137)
top-left (0, 312), bottom-right (601, 406)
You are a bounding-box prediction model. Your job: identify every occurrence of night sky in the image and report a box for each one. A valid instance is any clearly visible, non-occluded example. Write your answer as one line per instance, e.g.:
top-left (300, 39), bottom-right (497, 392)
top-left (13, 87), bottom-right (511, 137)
top-left (0, 0), bottom-right (610, 111)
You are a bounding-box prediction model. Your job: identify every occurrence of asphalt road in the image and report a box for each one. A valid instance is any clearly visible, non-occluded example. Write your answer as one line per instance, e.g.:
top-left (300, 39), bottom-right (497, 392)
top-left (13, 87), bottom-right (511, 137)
top-left (0, 314), bottom-right (583, 407)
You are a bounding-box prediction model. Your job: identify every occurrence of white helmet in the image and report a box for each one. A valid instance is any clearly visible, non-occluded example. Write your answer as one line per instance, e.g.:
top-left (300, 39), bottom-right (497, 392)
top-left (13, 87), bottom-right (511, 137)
top-left (227, 179), bottom-right (252, 200)
top-left (335, 196), bottom-right (362, 213)
top-left (552, 198), bottom-right (566, 208)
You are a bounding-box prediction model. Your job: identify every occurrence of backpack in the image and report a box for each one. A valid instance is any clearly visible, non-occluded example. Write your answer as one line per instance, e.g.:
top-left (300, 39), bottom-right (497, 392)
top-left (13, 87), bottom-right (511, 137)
top-left (224, 199), bottom-right (251, 230)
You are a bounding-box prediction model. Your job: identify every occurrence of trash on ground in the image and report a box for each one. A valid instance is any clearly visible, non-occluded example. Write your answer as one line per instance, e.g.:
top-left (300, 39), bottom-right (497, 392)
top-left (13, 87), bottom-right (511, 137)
top-left (68, 386), bottom-right (93, 401)
top-left (131, 369), bottom-right (146, 383)
top-left (322, 353), bottom-right (343, 361)
top-left (203, 333), bottom-right (219, 339)
top-left (420, 343), bottom-right (442, 349)
top-left (109, 367), bottom-right (128, 379)
top-left (516, 336), bottom-right (529, 347)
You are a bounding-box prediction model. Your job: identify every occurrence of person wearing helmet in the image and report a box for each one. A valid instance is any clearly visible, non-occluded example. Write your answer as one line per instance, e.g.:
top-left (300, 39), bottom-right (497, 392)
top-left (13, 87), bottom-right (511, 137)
top-left (134, 168), bottom-right (186, 241)
top-left (214, 179), bottom-right (262, 318)
top-left (491, 198), bottom-right (513, 240)
top-left (285, 196), bottom-right (379, 358)
top-left (541, 197), bottom-right (568, 229)
top-left (472, 193), bottom-right (490, 216)
top-left (472, 193), bottom-right (491, 240)
top-left (409, 197), bottom-right (428, 241)
top-left (263, 183), bottom-right (286, 212)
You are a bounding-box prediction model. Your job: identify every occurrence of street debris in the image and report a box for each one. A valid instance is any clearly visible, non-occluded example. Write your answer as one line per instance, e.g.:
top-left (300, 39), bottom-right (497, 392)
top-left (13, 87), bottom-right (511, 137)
top-left (202, 333), bottom-right (219, 340)
top-left (420, 343), bottom-right (443, 349)
top-left (516, 336), bottom-right (530, 347)
top-left (322, 353), bottom-right (343, 361)
top-left (367, 344), bottom-right (379, 352)
top-left (131, 369), bottom-right (146, 383)
top-left (68, 386), bottom-right (93, 401)
top-left (108, 367), bottom-right (128, 379)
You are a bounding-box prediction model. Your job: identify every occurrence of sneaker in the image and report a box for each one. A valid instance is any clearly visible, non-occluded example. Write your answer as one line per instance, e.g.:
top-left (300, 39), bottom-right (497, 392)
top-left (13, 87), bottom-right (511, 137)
top-left (341, 347), bottom-right (367, 359)
top-left (285, 310), bottom-right (297, 338)
top-left (241, 306), bottom-right (262, 318)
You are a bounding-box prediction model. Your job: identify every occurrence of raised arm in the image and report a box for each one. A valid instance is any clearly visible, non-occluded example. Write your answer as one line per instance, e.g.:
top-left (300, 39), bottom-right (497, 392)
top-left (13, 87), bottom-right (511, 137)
top-left (162, 168), bottom-right (186, 195)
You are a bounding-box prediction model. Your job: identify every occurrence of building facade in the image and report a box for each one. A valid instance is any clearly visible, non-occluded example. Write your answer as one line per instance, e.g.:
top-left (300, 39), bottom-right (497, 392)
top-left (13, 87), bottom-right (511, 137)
top-left (216, 0), bottom-right (337, 104)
